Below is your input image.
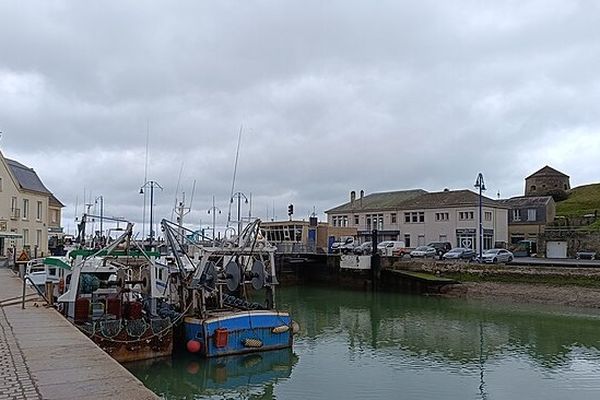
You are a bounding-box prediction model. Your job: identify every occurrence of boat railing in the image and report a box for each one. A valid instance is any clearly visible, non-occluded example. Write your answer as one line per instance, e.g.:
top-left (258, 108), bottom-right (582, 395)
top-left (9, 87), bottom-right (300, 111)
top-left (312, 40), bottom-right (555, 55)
top-left (21, 274), bottom-right (52, 309)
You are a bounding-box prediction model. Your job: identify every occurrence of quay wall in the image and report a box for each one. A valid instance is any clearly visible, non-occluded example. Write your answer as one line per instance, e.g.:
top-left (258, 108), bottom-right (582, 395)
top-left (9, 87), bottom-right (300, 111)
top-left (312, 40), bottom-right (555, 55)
top-left (277, 254), bottom-right (600, 291)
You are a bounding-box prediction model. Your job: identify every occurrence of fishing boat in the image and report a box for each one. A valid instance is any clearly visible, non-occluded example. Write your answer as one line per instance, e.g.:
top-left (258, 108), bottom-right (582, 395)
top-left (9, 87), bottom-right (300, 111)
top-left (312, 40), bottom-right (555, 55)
top-left (161, 218), bottom-right (297, 358)
top-left (57, 220), bottom-right (178, 362)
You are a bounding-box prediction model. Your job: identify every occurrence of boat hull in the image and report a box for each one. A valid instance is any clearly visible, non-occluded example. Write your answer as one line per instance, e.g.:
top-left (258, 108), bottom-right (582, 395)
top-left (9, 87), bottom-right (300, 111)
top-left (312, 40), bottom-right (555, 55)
top-left (79, 318), bottom-right (174, 363)
top-left (184, 310), bottom-right (292, 357)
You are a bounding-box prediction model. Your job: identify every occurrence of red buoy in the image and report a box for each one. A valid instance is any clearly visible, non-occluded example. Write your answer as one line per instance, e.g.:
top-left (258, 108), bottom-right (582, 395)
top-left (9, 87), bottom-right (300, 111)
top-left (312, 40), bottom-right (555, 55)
top-left (187, 339), bottom-right (202, 353)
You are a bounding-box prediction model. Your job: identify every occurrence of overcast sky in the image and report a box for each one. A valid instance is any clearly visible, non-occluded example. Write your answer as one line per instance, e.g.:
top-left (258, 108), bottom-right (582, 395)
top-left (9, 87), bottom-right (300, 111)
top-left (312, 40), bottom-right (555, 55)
top-left (1, 1), bottom-right (599, 237)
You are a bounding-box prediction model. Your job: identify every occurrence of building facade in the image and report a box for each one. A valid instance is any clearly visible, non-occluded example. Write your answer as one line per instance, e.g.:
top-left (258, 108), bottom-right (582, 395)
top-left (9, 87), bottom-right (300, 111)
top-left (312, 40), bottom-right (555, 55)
top-left (326, 189), bottom-right (509, 251)
top-left (525, 166), bottom-right (570, 197)
top-left (498, 196), bottom-right (555, 244)
top-left (260, 218), bottom-right (356, 253)
top-left (0, 152), bottom-right (63, 258)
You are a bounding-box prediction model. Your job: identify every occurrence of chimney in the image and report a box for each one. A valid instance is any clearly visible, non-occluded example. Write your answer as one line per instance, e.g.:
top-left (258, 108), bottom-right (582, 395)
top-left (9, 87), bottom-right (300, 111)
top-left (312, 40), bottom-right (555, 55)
top-left (350, 191), bottom-right (356, 203)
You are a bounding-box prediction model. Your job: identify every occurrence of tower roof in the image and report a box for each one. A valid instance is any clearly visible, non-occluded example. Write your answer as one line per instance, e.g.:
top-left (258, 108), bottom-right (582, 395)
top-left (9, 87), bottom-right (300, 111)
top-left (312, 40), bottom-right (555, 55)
top-left (526, 165), bottom-right (569, 180)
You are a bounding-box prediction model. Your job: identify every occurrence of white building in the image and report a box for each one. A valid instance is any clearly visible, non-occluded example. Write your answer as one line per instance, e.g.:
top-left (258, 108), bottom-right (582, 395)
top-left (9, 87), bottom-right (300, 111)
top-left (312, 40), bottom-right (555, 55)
top-left (326, 189), bottom-right (509, 251)
top-left (0, 151), bottom-right (64, 257)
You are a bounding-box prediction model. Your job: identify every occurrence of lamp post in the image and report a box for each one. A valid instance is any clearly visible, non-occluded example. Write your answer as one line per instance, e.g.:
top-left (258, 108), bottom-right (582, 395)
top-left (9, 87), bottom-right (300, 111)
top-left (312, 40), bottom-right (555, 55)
top-left (231, 192), bottom-right (248, 236)
top-left (94, 195), bottom-right (104, 243)
top-left (140, 180), bottom-right (163, 245)
top-left (207, 195), bottom-right (222, 246)
top-left (474, 173), bottom-right (486, 261)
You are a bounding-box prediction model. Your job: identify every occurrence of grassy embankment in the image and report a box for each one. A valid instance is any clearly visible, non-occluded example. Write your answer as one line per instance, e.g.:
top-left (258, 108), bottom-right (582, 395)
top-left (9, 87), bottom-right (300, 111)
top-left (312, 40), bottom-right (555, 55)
top-left (555, 183), bottom-right (600, 230)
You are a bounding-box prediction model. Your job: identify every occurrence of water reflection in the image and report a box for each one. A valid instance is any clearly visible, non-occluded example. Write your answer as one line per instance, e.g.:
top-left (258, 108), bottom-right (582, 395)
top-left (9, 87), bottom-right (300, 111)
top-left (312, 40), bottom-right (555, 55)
top-left (127, 348), bottom-right (298, 399)
top-left (279, 286), bottom-right (600, 371)
top-left (128, 286), bottom-right (600, 399)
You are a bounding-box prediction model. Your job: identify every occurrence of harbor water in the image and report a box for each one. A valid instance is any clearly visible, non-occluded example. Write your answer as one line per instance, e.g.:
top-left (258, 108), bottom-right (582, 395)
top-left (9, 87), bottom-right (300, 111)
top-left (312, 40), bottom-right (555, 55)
top-left (126, 285), bottom-right (600, 399)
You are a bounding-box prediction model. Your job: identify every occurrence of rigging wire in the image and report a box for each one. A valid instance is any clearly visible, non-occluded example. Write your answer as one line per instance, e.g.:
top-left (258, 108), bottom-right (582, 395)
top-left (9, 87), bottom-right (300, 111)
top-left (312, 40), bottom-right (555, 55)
top-left (227, 124), bottom-right (243, 227)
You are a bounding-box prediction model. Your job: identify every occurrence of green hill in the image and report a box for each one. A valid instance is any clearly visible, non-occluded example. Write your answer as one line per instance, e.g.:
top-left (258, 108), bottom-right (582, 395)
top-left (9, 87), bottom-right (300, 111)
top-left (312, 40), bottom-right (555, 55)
top-left (556, 183), bottom-right (600, 218)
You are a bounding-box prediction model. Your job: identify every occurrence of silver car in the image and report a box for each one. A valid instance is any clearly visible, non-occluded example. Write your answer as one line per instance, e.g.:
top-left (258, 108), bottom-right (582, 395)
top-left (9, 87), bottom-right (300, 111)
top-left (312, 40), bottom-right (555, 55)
top-left (481, 248), bottom-right (514, 264)
top-left (410, 246), bottom-right (437, 258)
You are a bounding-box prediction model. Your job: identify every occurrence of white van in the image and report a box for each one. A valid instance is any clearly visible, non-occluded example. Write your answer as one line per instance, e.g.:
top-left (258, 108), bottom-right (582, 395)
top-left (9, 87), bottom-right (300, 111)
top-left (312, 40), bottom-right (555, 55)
top-left (377, 240), bottom-right (408, 256)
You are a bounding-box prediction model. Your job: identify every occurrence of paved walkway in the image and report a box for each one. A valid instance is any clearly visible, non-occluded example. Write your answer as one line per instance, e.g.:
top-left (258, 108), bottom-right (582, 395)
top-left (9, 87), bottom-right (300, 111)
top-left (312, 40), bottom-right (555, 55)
top-left (0, 267), bottom-right (159, 400)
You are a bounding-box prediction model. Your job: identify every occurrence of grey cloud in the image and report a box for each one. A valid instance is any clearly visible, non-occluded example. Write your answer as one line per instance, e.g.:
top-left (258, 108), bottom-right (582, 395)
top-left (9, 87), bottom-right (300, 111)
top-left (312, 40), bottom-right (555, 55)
top-left (1, 0), bottom-right (599, 236)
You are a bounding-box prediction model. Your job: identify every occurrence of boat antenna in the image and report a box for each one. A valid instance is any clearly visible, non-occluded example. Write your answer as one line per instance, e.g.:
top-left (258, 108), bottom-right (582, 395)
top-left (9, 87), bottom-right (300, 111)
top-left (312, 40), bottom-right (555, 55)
top-left (142, 121), bottom-right (150, 240)
top-left (189, 179), bottom-right (196, 213)
top-left (171, 161), bottom-right (184, 221)
top-left (248, 192), bottom-right (252, 221)
top-left (227, 124), bottom-right (243, 227)
top-left (73, 195), bottom-right (79, 235)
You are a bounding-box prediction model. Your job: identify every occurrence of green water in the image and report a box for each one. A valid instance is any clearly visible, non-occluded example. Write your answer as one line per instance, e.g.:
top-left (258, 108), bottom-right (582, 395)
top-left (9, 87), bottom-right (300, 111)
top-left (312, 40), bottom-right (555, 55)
top-left (126, 286), bottom-right (600, 399)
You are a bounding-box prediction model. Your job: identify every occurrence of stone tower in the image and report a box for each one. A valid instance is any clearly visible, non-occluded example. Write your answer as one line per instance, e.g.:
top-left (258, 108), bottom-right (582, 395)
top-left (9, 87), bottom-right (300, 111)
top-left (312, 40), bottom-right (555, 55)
top-left (525, 166), bottom-right (570, 197)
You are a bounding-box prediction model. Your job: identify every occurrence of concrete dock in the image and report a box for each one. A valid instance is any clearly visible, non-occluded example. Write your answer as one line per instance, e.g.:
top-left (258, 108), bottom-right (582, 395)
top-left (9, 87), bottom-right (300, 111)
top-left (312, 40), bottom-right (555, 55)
top-left (0, 267), bottom-right (159, 400)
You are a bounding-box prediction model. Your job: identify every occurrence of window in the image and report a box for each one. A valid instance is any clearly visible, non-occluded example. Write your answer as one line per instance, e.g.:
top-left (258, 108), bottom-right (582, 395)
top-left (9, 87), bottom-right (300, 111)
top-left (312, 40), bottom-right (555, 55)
top-left (435, 212), bottom-right (449, 221)
top-left (37, 201), bottom-right (43, 221)
top-left (36, 230), bottom-right (42, 247)
top-left (483, 233), bottom-right (493, 250)
top-left (405, 212), bottom-right (425, 223)
top-left (366, 214), bottom-right (383, 230)
top-left (23, 229), bottom-right (29, 245)
top-left (484, 211), bottom-right (492, 221)
top-left (527, 209), bottom-right (537, 221)
top-left (531, 185), bottom-right (536, 191)
top-left (51, 210), bottom-right (58, 224)
top-left (391, 213), bottom-right (397, 223)
top-left (404, 234), bottom-right (411, 247)
top-left (513, 209), bottom-right (522, 221)
top-left (458, 211), bottom-right (474, 221)
top-left (354, 215), bottom-right (359, 225)
top-left (22, 199), bottom-right (29, 219)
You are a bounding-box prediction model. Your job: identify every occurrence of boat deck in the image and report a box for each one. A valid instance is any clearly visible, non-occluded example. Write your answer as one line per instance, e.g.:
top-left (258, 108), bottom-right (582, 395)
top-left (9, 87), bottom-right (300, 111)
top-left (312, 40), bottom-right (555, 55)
top-left (0, 267), bottom-right (158, 400)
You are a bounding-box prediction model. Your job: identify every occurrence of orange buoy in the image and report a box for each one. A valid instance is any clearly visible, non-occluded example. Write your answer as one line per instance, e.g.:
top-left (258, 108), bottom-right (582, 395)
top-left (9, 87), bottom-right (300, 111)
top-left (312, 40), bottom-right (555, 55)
top-left (187, 339), bottom-right (202, 353)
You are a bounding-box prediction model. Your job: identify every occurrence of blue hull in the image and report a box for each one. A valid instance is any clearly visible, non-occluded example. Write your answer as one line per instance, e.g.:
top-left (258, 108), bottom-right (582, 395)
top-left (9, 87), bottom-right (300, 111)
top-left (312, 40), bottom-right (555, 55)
top-left (184, 310), bottom-right (293, 357)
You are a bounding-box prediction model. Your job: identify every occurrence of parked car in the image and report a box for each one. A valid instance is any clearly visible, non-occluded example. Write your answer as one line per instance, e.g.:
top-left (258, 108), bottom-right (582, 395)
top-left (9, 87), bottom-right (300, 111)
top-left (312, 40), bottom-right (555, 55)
top-left (331, 237), bottom-right (355, 254)
top-left (377, 241), bottom-right (409, 256)
top-left (353, 242), bottom-right (372, 255)
top-left (426, 242), bottom-right (452, 257)
top-left (481, 248), bottom-right (514, 263)
top-left (442, 247), bottom-right (476, 260)
top-left (410, 246), bottom-right (437, 258)
top-left (576, 250), bottom-right (597, 260)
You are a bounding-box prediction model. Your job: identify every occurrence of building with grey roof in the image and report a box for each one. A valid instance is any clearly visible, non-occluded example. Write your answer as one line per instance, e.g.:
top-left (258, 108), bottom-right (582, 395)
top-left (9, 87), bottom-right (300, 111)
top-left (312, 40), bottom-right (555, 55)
top-left (0, 152), bottom-right (64, 258)
top-left (498, 195), bottom-right (555, 244)
top-left (326, 188), bottom-right (508, 252)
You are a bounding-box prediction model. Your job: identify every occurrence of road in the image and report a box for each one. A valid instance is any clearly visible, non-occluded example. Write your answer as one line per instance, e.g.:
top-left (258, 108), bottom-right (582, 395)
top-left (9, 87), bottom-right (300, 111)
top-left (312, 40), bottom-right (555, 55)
top-left (509, 257), bottom-right (600, 268)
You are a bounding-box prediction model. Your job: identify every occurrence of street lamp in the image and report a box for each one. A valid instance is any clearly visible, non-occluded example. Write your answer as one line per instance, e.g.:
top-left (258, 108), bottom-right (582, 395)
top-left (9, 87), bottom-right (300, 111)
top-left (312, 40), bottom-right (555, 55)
top-left (140, 180), bottom-right (163, 246)
top-left (94, 195), bottom-right (104, 243)
top-left (474, 173), bottom-right (486, 261)
top-left (207, 195), bottom-right (221, 246)
top-left (231, 192), bottom-right (248, 236)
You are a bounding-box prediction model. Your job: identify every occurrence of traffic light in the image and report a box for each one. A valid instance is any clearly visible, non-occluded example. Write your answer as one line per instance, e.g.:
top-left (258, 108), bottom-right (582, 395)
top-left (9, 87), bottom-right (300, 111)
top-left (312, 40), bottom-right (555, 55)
top-left (288, 204), bottom-right (294, 217)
